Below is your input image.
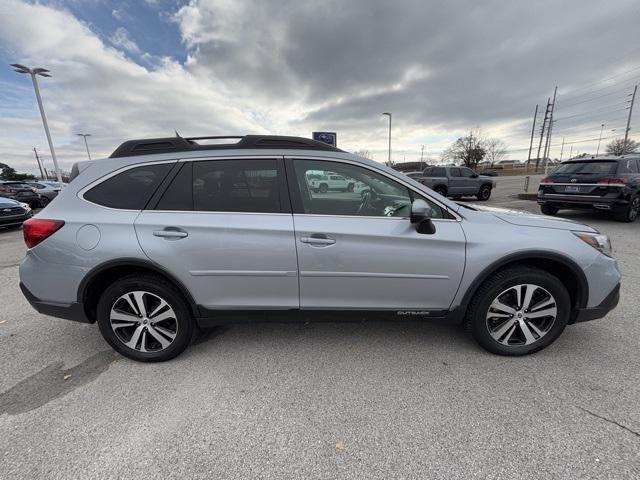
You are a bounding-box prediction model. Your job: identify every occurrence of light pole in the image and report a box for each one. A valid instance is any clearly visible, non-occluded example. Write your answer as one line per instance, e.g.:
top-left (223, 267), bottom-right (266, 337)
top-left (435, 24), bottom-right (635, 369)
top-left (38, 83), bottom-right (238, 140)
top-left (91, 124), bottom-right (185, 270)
top-left (77, 133), bottom-right (92, 160)
top-left (596, 124), bottom-right (605, 156)
top-left (420, 144), bottom-right (425, 170)
top-left (382, 112), bottom-right (392, 166)
top-left (11, 64), bottom-right (63, 186)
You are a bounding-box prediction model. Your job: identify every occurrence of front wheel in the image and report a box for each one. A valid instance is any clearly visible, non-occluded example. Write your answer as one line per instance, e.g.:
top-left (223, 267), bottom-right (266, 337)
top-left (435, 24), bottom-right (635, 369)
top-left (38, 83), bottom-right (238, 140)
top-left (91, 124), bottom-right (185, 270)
top-left (540, 203), bottom-right (559, 216)
top-left (477, 185), bottom-right (492, 201)
top-left (433, 186), bottom-right (447, 197)
top-left (319, 183), bottom-right (328, 193)
top-left (97, 274), bottom-right (194, 362)
top-left (347, 183), bottom-right (355, 192)
top-left (613, 195), bottom-right (639, 222)
top-left (466, 267), bottom-right (570, 356)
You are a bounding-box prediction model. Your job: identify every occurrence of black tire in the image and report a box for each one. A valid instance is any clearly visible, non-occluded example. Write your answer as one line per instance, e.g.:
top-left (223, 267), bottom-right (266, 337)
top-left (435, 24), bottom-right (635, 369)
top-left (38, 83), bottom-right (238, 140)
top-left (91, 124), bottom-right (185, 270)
top-left (477, 185), bottom-right (492, 201)
top-left (433, 186), bottom-right (447, 197)
top-left (347, 183), bottom-right (355, 192)
top-left (540, 203), bottom-right (559, 216)
top-left (38, 196), bottom-right (50, 208)
top-left (613, 195), bottom-right (639, 223)
top-left (319, 183), bottom-right (328, 193)
top-left (97, 274), bottom-right (195, 362)
top-left (465, 267), bottom-right (570, 356)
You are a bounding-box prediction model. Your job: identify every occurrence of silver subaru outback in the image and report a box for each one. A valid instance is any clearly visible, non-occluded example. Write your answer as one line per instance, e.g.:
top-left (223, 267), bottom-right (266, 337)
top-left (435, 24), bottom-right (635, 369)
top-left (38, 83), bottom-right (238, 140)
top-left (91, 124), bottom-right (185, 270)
top-left (19, 135), bottom-right (621, 362)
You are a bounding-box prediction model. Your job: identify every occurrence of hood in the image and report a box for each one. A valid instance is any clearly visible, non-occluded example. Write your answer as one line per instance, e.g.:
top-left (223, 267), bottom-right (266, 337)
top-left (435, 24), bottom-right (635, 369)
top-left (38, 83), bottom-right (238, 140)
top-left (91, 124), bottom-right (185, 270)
top-left (0, 197), bottom-right (19, 207)
top-left (463, 204), bottom-right (597, 232)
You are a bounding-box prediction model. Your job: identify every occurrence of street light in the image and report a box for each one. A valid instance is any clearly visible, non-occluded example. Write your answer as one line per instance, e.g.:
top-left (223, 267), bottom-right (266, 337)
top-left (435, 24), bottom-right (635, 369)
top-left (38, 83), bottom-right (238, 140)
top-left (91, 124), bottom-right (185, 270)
top-left (11, 63), bottom-right (63, 186)
top-left (77, 133), bottom-right (92, 161)
top-left (596, 123), bottom-right (605, 156)
top-left (382, 112), bottom-right (392, 166)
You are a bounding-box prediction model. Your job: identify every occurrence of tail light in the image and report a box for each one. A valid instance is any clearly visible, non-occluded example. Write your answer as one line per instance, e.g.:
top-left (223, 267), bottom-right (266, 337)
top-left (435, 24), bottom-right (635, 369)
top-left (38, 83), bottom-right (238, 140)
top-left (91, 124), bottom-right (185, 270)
top-left (541, 176), bottom-right (554, 184)
top-left (23, 218), bottom-right (64, 248)
top-left (597, 177), bottom-right (629, 185)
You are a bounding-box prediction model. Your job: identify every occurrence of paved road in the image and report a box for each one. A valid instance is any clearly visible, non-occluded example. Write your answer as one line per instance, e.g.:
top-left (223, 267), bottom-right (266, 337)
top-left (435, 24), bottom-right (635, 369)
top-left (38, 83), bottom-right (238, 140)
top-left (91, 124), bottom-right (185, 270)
top-left (1, 178), bottom-right (638, 479)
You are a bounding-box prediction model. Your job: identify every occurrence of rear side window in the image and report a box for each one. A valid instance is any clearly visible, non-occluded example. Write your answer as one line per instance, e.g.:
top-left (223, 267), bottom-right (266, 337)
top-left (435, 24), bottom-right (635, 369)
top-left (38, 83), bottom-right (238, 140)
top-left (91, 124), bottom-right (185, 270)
top-left (193, 159), bottom-right (281, 213)
top-left (430, 167), bottom-right (446, 177)
top-left (84, 164), bottom-right (171, 210)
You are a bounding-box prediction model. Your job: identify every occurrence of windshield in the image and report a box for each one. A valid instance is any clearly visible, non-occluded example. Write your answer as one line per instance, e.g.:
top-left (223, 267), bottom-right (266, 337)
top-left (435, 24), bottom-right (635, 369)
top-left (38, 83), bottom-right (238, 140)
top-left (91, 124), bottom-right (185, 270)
top-left (553, 161), bottom-right (617, 175)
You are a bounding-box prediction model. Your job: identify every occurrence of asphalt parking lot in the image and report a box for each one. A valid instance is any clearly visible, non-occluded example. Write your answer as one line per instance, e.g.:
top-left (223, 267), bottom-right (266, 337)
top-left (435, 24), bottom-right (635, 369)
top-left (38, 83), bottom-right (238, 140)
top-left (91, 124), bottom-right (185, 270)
top-left (1, 176), bottom-right (638, 479)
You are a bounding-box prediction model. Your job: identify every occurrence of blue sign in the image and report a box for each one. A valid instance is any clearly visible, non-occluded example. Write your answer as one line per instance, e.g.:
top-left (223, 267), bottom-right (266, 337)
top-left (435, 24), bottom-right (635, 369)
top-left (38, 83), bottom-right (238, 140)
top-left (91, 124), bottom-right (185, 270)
top-left (312, 132), bottom-right (337, 147)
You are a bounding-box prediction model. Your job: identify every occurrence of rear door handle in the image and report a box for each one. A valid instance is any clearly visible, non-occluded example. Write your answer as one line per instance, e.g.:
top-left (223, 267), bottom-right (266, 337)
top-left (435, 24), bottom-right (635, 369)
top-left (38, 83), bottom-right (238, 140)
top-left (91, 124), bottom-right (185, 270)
top-left (300, 234), bottom-right (336, 246)
top-left (153, 229), bottom-right (188, 239)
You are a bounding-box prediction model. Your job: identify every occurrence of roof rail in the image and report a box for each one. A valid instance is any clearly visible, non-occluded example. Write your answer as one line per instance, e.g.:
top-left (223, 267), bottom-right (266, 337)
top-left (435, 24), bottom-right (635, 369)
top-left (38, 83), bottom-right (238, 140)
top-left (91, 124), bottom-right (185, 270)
top-left (109, 134), bottom-right (344, 158)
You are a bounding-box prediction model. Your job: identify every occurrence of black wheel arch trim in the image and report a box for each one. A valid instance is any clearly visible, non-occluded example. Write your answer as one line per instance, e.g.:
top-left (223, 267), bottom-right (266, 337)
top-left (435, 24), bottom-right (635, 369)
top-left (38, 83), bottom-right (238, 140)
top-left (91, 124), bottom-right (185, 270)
top-left (77, 258), bottom-right (201, 319)
top-left (448, 250), bottom-right (589, 324)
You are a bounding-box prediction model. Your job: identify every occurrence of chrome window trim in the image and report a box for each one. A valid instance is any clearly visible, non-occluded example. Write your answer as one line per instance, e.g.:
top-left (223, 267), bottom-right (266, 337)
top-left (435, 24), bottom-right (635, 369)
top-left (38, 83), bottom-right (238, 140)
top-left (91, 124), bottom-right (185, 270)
top-left (285, 155), bottom-right (462, 221)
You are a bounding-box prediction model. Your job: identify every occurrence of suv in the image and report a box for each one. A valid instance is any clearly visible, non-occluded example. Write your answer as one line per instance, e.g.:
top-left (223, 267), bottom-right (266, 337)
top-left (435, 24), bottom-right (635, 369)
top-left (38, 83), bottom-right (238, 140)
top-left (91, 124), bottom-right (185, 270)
top-left (538, 156), bottom-right (640, 222)
top-left (0, 181), bottom-right (49, 209)
top-left (420, 166), bottom-right (495, 200)
top-left (19, 135), bottom-right (620, 362)
top-left (306, 172), bottom-right (355, 193)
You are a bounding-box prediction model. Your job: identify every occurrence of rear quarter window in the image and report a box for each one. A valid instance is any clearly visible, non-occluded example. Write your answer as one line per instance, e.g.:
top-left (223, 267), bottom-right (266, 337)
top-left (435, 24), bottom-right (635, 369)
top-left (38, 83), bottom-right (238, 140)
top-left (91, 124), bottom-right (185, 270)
top-left (83, 164), bottom-right (172, 210)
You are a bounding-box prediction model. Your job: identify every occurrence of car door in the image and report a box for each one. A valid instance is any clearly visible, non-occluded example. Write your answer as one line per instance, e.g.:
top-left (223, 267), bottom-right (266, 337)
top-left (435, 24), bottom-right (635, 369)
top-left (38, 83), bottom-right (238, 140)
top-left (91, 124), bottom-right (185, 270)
top-left (287, 157), bottom-right (466, 312)
top-left (459, 167), bottom-right (479, 194)
top-left (134, 157), bottom-right (299, 311)
top-left (448, 168), bottom-right (465, 195)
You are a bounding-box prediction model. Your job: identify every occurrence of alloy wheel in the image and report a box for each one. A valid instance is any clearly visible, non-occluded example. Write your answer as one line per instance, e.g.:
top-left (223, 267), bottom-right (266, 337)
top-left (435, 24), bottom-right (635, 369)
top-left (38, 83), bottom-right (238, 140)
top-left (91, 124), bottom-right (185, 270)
top-left (110, 290), bottom-right (178, 352)
top-left (630, 197), bottom-right (640, 221)
top-left (486, 284), bottom-right (557, 346)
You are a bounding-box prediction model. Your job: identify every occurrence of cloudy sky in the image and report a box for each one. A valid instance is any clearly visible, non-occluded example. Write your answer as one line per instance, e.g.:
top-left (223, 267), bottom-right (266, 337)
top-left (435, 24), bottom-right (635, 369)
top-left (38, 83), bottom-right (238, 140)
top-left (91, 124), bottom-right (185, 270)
top-left (1, 0), bottom-right (640, 174)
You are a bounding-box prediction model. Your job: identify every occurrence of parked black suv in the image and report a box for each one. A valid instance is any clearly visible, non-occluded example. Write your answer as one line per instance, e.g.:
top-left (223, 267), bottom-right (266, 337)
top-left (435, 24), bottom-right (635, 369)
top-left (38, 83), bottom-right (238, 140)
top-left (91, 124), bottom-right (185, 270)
top-left (538, 156), bottom-right (640, 222)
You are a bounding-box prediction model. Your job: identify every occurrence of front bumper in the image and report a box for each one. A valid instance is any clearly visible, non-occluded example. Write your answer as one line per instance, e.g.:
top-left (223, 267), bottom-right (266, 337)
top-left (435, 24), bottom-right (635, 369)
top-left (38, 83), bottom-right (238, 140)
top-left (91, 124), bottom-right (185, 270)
top-left (573, 283), bottom-right (620, 323)
top-left (20, 282), bottom-right (90, 323)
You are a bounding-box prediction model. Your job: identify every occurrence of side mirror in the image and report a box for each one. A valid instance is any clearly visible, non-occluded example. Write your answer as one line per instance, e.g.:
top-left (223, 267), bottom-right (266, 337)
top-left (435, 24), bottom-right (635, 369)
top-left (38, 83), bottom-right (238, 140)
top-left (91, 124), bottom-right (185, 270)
top-left (410, 199), bottom-right (437, 234)
top-left (472, 173), bottom-right (479, 178)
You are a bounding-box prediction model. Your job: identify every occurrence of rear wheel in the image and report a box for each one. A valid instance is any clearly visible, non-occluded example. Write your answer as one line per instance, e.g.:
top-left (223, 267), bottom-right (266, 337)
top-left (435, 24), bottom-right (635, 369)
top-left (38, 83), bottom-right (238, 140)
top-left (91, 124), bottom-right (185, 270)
top-left (466, 267), bottom-right (570, 356)
top-left (347, 183), bottom-right (355, 192)
top-left (319, 183), bottom-right (328, 193)
top-left (540, 203), bottom-right (559, 216)
top-left (613, 195), bottom-right (639, 222)
top-left (477, 185), bottom-right (492, 201)
top-left (433, 186), bottom-right (447, 197)
top-left (97, 274), bottom-right (194, 362)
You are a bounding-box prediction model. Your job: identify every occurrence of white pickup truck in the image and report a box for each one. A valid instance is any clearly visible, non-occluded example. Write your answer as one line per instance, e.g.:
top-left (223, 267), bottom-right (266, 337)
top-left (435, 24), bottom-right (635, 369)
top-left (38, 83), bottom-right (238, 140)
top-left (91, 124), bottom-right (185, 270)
top-left (306, 172), bottom-right (356, 193)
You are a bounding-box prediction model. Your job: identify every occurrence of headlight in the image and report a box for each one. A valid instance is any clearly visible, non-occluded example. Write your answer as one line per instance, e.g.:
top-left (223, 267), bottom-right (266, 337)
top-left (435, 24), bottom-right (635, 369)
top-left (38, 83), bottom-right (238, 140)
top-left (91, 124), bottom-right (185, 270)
top-left (19, 202), bottom-right (31, 211)
top-left (573, 232), bottom-right (612, 257)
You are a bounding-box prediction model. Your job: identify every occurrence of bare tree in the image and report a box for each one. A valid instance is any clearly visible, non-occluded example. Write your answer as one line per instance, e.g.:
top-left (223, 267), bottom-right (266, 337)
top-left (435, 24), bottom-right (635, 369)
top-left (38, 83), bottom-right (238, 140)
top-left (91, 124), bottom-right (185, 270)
top-left (605, 138), bottom-right (639, 156)
top-left (441, 131), bottom-right (486, 169)
top-left (354, 149), bottom-right (373, 160)
top-left (484, 138), bottom-right (508, 166)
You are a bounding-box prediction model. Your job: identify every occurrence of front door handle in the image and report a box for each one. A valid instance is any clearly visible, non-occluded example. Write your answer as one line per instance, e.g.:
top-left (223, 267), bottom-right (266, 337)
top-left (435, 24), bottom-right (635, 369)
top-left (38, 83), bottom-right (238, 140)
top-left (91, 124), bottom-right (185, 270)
top-left (300, 234), bottom-right (336, 246)
top-left (153, 228), bottom-right (188, 239)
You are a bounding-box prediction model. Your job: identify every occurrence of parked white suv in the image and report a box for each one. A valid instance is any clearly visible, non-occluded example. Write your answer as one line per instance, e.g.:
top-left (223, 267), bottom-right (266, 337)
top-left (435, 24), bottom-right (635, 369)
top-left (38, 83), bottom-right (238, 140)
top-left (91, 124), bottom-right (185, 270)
top-left (19, 135), bottom-right (620, 362)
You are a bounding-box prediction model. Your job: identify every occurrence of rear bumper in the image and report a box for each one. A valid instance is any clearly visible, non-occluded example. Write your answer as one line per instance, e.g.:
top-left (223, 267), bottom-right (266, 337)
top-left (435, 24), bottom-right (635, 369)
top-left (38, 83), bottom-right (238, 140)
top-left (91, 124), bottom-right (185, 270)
top-left (20, 282), bottom-right (90, 323)
top-left (573, 283), bottom-right (620, 323)
top-left (0, 211), bottom-right (32, 227)
top-left (537, 193), bottom-right (628, 211)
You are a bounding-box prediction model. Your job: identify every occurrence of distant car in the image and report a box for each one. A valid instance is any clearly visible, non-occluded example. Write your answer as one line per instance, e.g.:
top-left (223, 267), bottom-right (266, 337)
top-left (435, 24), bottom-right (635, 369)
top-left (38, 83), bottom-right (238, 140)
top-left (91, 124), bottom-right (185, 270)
top-left (538, 156), bottom-right (640, 222)
top-left (479, 170), bottom-right (499, 177)
top-left (0, 196), bottom-right (32, 228)
top-left (0, 181), bottom-right (49, 209)
top-left (420, 166), bottom-right (496, 200)
top-left (26, 181), bottom-right (59, 201)
top-left (306, 172), bottom-right (356, 193)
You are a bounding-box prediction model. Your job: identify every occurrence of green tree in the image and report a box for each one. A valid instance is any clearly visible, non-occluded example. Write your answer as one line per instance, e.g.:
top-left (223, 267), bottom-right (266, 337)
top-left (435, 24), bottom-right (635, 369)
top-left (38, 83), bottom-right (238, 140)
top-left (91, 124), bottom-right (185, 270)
top-left (0, 163), bottom-right (36, 181)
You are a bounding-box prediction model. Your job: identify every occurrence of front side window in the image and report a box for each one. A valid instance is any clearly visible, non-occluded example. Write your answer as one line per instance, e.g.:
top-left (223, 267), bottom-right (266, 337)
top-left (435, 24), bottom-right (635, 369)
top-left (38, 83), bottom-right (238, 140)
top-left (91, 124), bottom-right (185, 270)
top-left (460, 168), bottom-right (476, 177)
top-left (292, 159), bottom-right (447, 218)
top-left (84, 163), bottom-right (172, 210)
top-left (449, 168), bottom-right (461, 177)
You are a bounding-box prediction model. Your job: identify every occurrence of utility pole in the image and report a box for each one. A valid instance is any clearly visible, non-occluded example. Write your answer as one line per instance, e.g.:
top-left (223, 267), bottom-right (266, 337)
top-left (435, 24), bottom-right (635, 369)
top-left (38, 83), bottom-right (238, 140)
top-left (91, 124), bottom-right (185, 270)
top-left (77, 133), bottom-right (92, 161)
top-left (33, 147), bottom-right (45, 180)
top-left (535, 97), bottom-right (551, 170)
top-left (382, 112), bottom-right (392, 166)
top-left (543, 86), bottom-right (558, 174)
top-left (559, 137), bottom-right (565, 161)
top-left (568, 146), bottom-right (573, 159)
top-left (623, 85), bottom-right (637, 153)
top-left (527, 104), bottom-right (539, 170)
top-left (596, 124), bottom-right (605, 156)
top-left (420, 144), bottom-right (425, 170)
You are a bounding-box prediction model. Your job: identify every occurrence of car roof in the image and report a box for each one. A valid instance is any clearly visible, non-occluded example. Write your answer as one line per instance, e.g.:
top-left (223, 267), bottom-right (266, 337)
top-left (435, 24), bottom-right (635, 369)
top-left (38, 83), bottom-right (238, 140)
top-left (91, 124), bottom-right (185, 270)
top-left (562, 155), bottom-right (640, 163)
